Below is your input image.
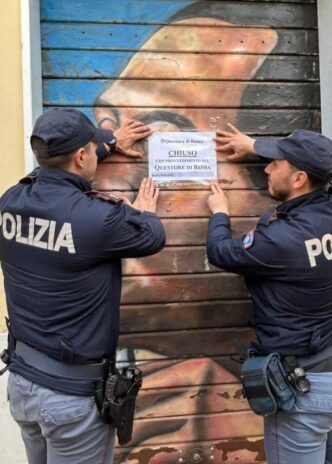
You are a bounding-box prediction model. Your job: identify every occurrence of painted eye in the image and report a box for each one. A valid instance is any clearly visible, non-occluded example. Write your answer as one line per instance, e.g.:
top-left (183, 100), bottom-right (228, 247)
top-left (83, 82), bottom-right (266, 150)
top-left (98, 117), bottom-right (118, 130)
top-left (147, 121), bottom-right (179, 131)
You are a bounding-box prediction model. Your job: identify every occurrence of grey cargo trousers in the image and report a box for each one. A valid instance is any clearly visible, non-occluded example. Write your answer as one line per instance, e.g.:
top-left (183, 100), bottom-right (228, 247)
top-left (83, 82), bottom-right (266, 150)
top-left (7, 372), bottom-right (115, 464)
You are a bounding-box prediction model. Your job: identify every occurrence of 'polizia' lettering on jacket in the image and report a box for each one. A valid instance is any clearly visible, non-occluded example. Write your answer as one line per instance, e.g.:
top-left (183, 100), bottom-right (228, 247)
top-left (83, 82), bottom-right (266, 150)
top-left (0, 211), bottom-right (76, 253)
top-left (305, 233), bottom-right (332, 267)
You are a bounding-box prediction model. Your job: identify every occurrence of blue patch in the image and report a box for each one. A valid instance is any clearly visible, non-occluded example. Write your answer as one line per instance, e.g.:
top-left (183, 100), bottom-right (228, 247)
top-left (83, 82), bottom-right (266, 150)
top-left (243, 230), bottom-right (255, 249)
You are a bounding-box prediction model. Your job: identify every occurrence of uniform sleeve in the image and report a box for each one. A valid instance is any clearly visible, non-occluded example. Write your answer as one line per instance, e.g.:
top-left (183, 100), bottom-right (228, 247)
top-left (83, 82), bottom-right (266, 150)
top-left (206, 213), bottom-right (286, 277)
top-left (98, 203), bottom-right (165, 259)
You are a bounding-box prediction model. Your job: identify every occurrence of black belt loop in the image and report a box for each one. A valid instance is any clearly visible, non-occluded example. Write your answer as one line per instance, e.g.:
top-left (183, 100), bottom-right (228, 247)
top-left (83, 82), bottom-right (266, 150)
top-left (15, 341), bottom-right (108, 380)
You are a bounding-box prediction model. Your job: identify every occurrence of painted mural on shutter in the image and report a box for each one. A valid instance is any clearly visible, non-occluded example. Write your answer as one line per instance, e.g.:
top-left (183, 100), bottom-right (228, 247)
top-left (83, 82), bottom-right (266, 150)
top-left (40, 1), bottom-right (319, 462)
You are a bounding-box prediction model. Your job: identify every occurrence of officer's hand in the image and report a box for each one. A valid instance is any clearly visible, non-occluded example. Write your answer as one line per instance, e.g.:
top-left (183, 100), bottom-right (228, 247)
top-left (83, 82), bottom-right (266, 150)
top-left (114, 120), bottom-right (152, 158)
top-left (133, 178), bottom-right (159, 213)
top-left (207, 181), bottom-right (230, 215)
top-left (214, 123), bottom-right (256, 162)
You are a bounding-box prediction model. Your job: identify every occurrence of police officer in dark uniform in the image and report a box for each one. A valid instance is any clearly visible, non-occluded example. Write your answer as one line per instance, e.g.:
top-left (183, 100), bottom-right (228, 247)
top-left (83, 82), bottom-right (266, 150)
top-left (207, 124), bottom-right (332, 464)
top-left (0, 108), bottom-right (165, 464)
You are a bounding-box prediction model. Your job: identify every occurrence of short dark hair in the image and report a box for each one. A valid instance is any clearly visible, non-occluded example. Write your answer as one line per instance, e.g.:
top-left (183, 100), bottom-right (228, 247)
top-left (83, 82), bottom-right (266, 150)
top-left (288, 162), bottom-right (327, 190)
top-left (31, 136), bottom-right (84, 170)
top-left (307, 173), bottom-right (328, 190)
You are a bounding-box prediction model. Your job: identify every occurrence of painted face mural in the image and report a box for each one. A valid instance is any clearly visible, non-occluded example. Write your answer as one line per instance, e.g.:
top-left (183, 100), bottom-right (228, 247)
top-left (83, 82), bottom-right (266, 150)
top-left (94, 18), bottom-right (277, 133)
top-left (93, 6), bottom-right (278, 464)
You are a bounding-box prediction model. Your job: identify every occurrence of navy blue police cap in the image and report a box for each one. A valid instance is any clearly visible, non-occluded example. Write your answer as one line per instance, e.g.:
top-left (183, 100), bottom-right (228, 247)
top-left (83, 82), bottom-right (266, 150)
top-left (31, 108), bottom-right (115, 161)
top-left (254, 130), bottom-right (332, 180)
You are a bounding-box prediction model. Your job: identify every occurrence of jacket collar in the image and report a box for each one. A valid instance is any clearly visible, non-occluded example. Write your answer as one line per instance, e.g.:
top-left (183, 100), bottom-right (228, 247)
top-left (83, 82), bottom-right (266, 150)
top-left (35, 167), bottom-right (92, 192)
top-left (258, 188), bottom-right (328, 227)
top-left (276, 188), bottom-right (327, 214)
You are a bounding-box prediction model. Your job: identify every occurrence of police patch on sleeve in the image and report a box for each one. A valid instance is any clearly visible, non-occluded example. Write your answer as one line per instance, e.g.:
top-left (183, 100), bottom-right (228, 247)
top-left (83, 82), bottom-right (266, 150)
top-left (243, 230), bottom-right (255, 249)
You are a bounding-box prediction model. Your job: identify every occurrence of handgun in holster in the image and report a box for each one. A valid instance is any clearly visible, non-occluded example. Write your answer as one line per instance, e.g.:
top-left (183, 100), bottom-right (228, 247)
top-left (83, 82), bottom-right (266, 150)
top-left (96, 366), bottom-right (142, 445)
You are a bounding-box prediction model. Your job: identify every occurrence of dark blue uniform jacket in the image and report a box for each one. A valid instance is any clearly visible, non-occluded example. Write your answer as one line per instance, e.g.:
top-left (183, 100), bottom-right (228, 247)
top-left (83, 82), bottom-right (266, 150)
top-left (207, 188), bottom-right (332, 357)
top-left (0, 167), bottom-right (165, 395)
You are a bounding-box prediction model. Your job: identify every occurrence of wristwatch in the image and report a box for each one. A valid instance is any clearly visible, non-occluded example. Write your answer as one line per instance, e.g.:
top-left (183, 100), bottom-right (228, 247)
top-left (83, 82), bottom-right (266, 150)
top-left (96, 135), bottom-right (117, 161)
top-left (106, 137), bottom-right (117, 153)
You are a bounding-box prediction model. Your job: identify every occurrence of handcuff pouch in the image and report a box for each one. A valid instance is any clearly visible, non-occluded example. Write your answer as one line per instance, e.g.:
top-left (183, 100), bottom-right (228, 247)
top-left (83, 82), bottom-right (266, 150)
top-left (241, 352), bottom-right (296, 416)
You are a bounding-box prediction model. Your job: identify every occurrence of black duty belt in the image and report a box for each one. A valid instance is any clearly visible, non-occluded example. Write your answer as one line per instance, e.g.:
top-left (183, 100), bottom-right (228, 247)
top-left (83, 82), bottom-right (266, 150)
top-left (15, 341), bottom-right (108, 380)
top-left (283, 344), bottom-right (332, 373)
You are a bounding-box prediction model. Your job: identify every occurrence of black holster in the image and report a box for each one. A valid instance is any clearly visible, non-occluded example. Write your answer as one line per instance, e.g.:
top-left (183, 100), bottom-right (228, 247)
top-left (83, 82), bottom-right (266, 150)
top-left (0, 317), bottom-right (15, 375)
top-left (95, 363), bottom-right (142, 445)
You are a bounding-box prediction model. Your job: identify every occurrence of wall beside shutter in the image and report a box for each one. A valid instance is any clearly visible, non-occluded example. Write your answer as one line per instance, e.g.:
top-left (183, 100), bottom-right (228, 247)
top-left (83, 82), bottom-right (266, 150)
top-left (40, 1), bottom-right (319, 462)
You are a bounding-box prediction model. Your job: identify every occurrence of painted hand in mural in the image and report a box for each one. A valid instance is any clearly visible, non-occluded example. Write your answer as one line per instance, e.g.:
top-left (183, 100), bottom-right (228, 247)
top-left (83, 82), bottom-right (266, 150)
top-left (215, 124), bottom-right (256, 162)
top-left (132, 178), bottom-right (159, 213)
top-left (113, 120), bottom-right (152, 158)
top-left (207, 182), bottom-right (230, 215)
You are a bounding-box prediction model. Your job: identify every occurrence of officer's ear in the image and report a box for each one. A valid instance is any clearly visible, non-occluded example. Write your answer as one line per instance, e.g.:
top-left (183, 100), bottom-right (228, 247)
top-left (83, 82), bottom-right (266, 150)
top-left (292, 170), bottom-right (308, 190)
top-left (72, 147), bottom-right (86, 169)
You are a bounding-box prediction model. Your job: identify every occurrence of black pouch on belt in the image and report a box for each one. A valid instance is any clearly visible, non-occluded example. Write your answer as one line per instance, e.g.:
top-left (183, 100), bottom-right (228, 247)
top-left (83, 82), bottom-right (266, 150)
top-left (241, 352), bottom-right (296, 416)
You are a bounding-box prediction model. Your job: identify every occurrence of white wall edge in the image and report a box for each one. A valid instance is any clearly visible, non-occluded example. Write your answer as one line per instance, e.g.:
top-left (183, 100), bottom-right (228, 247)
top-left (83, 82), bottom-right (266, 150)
top-left (20, 0), bottom-right (43, 173)
top-left (317, 0), bottom-right (332, 138)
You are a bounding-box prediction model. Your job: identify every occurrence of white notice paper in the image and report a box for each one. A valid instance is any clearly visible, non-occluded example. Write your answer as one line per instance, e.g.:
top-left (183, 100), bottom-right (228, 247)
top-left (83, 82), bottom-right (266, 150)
top-left (148, 132), bottom-right (216, 183)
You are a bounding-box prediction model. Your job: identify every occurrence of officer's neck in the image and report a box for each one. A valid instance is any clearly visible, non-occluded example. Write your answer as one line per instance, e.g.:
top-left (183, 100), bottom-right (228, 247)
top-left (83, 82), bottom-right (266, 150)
top-left (285, 184), bottom-right (320, 202)
top-left (66, 165), bottom-right (94, 183)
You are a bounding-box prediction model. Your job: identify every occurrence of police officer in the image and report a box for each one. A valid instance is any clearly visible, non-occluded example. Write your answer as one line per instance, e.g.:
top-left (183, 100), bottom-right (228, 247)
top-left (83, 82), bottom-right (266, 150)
top-left (206, 124), bottom-right (332, 464)
top-left (0, 108), bottom-right (165, 464)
